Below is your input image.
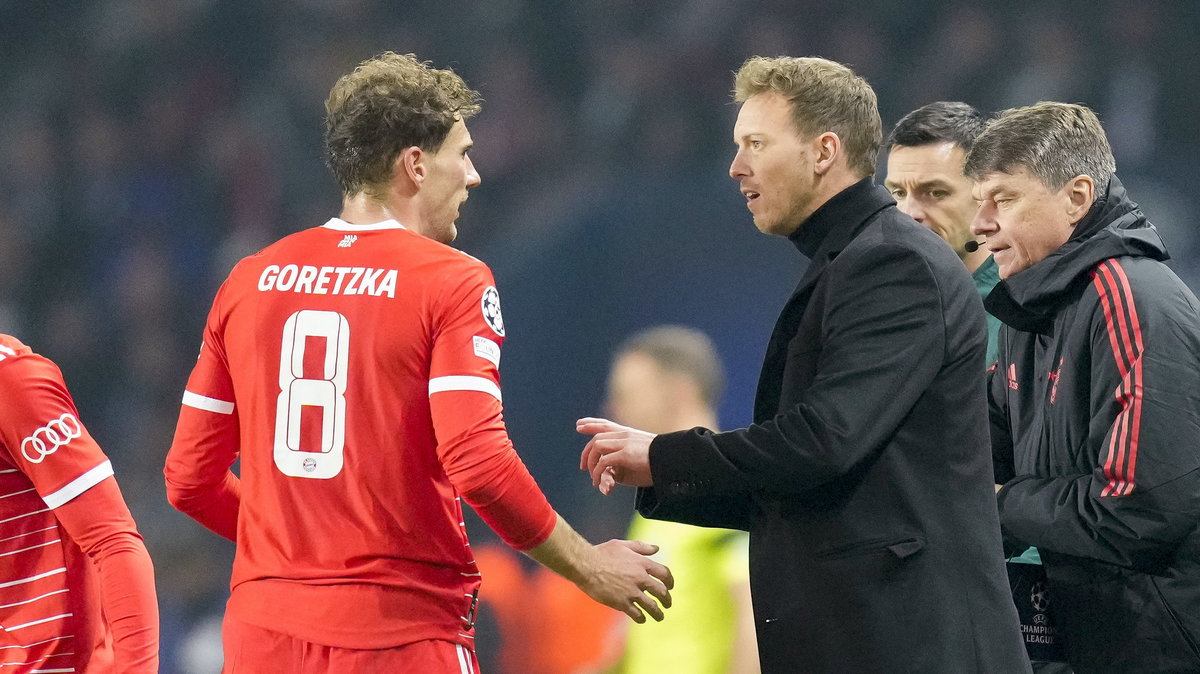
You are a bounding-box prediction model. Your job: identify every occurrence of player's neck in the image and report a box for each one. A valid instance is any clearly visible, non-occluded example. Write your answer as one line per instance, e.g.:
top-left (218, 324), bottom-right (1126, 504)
top-left (339, 192), bottom-right (415, 228)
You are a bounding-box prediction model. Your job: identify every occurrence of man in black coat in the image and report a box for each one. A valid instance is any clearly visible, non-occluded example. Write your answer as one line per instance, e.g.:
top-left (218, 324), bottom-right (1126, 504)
top-left (578, 56), bottom-right (1030, 673)
top-left (967, 102), bottom-right (1200, 674)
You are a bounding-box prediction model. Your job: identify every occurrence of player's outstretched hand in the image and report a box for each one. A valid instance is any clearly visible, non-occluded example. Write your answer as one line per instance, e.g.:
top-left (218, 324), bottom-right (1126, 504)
top-left (579, 539), bottom-right (674, 623)
top-left (577, 417), bottom-right (656, 494)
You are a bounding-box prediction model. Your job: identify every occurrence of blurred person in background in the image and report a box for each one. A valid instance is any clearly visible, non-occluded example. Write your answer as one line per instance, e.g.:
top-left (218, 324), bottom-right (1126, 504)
top-left (967, 102), bottom-right (1200, 674)
top-left (0, 334), bottom-right (159, 672)
top-left (605, 325), bottom-right (758, 674)
top-left (164, 51), bottom-right (672, 673)
top-left (579, 55), bottom-right (1029, 673)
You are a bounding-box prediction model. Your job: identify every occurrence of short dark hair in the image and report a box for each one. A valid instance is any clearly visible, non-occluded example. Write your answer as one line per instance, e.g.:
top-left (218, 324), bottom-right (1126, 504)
top-left (324, 52), bottom-right (481, 198)
top-left (616, 326), bottom-right (725, 408)
top-left (964, 102), bottom-right (1115, 191)
top-left (886, 101), bottom-right (987, 152)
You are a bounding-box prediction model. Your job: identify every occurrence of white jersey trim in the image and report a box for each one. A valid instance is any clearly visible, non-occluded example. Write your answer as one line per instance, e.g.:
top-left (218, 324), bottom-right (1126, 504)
top-left (182, 391), bottom-right (235, 415)
top-left (0, 635), bottom-right (73, 651)
top-left (42, 461), bottom-right (114, 509)
top-left (1, 525), bottom-right (58, 545)
top-left (428, 376), bottom-right (502, 403)
top-left (0, 589), bottom-right (70, 610)
top-left (5, 612), bottom-right (72, 631)
top-left (456, 644), bottom-right (475, 674)
top-left (1, 508), bottom-right (50, 525)
top-left (0, 539), bottom-right (60, 559)
top-left (2, 487), bottom-right (37, 500)
top-left (0, 567), bottom-right (66, 589)
top-left (322, 217), bottom-right (406, 232)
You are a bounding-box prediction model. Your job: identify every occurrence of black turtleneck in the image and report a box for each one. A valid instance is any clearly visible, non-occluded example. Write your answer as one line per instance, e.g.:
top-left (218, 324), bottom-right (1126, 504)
top-left (787, 176), bottom-right (895, 264)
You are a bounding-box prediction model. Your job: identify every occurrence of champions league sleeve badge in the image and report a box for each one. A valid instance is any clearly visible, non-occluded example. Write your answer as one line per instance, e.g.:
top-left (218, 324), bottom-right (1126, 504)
top-left (481, 286), bottom-right (505, 337)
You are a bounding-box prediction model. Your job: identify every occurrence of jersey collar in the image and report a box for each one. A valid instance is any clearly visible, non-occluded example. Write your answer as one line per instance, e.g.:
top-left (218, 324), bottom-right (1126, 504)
top-left (322, 217), bottom-right (406, 231)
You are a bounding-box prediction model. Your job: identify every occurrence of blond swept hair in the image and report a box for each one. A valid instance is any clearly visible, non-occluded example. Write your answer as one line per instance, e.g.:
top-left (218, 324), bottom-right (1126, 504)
top-left (964, 102), bottom-right (1115, 191)
top-left (734, 56), bottom-right (882, 177)
top-left (324, 52), bottom-right (481, 198)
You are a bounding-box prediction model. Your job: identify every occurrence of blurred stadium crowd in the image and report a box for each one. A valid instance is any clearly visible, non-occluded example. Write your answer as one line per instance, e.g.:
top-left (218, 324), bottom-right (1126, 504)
top-left (1, 1), bottom-right (1197, 671)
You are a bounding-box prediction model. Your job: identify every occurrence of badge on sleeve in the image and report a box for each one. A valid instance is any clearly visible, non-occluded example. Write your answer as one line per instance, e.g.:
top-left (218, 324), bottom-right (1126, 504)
top-left (473, 335), bottom-right (501, 367)
top-left (21, 412), bottom-right (82, 464)
top-left (481, 286), bottom-right (505, 337)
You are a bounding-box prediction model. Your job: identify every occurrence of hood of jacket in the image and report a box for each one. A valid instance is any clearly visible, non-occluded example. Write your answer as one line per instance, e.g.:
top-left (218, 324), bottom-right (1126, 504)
top-left (984, 175), bottom-right (1169, 333)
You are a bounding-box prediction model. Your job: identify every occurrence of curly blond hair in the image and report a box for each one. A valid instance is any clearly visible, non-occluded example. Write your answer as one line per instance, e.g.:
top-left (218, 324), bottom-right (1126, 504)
top-left (325, 52), bottom-right (481, 198)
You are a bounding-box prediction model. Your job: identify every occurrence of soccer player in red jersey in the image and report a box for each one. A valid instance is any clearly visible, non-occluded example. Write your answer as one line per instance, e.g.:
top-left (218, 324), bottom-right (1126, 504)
top-left (164, 52), bottom-right (673, 673)
top-left (0, 334), bottom-right (159, 673)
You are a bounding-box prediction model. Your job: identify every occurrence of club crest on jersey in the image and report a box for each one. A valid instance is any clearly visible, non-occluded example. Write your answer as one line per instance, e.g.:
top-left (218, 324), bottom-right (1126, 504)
top-left (481, 286), bottom-right (505, 336)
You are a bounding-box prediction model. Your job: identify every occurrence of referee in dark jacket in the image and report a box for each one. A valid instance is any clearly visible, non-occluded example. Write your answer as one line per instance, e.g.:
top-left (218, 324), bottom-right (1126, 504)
top-left (579, 56), bottom-right (1029, 674)
top-left (967, 102), bottom-right (1200, 674)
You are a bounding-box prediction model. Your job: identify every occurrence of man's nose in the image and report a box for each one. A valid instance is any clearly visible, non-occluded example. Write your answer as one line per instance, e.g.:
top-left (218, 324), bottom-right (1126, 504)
top-left (466, 156), bottom-right (481, 187)
top-left (897, 195), bottom-right (925, 223)
top-left (970, 208), bottom-right (994, 236)
top-left (729, 150), bottom-right (749, 179)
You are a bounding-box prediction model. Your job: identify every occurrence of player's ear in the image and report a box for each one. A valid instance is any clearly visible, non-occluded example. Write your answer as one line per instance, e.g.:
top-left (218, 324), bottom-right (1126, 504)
top-left (397, 146), bottom-right (426, 187)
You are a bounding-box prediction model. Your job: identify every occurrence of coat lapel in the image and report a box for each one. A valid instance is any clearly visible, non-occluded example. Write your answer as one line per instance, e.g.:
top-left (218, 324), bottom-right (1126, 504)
top-left (754, 265), bottom-right (824, 422)
top-left (752, 178), bottom-right (895, 423)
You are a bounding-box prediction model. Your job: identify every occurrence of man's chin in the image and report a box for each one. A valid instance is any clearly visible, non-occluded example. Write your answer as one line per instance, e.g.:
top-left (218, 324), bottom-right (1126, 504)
top-left (431, 223), bottom-right (458, 245)
top-left (756, 217), bottom-right (800, 238)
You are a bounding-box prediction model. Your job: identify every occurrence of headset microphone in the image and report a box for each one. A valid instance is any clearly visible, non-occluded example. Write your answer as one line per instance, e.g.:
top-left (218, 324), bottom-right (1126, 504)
top-left (963, 240), bottom-right (984, 253)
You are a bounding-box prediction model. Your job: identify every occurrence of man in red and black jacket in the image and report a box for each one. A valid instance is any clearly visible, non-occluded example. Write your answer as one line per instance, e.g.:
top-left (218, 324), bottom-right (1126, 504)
top-left (967, 102), bottom-right (1200, 674)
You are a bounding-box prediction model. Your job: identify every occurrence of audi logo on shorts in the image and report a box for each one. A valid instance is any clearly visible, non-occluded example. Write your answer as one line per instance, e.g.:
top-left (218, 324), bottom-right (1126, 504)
top-left (21, 413), bottom-right (83, 464)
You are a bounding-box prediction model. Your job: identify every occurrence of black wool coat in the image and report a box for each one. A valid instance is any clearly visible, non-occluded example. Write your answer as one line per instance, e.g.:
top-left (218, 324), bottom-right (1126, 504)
top-left (638, 178), bottom-right (1031, 673)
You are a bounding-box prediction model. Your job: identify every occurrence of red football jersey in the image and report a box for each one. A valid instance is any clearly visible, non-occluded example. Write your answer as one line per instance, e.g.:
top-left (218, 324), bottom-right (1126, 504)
top-left (166, 218), bottom-right (556, 650)
top-left (0, 335), bottom-right (117, 672)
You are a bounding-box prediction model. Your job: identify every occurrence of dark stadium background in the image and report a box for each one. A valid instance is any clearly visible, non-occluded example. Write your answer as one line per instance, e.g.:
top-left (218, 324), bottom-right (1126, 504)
top-left (2, 2), bottom-right (1197, 671)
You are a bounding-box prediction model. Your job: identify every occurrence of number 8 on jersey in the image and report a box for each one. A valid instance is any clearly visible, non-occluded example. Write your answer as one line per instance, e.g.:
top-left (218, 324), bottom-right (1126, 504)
top-left (275, 309), bottom-right (349, 479)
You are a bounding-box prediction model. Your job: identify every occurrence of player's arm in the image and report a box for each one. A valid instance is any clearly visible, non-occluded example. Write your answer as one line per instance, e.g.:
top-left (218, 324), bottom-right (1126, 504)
top-left (164, 288), bottom-right (242, 541)
top-left (0, 348), bottom-right (158, 672)
top-left (433, 392), bottom-right (672, 621)
top-left (428, 266), bottom-right (672, 621)
top-left (998, 262), bottom-right (1200, 570)
top-left (524, 515), bottom-right (674, 623)
top-left (54, 478), bottom-right (159, 673)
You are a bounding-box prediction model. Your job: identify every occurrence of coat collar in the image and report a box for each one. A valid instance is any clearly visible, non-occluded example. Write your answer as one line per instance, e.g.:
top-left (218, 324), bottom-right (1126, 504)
top-left (788, 177), bottom-right (894, 263)
top-left (984, 175), bottom-right (1168, 333)
top-left (751, 176), bottom-right (897, 425)
top-left (784, 177), bottom-right (895, 299)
